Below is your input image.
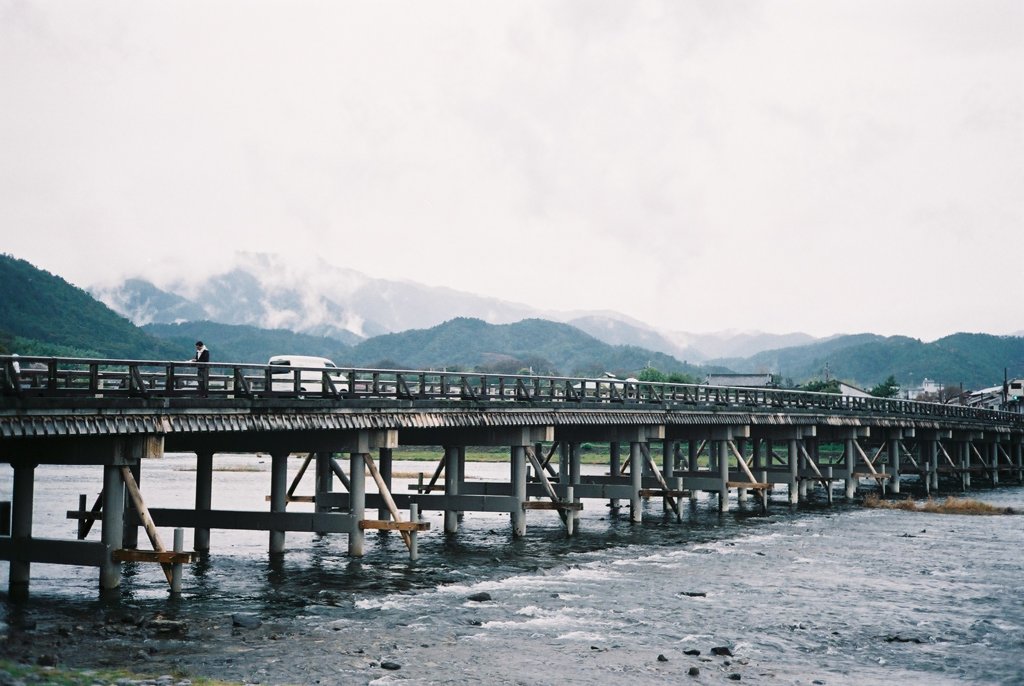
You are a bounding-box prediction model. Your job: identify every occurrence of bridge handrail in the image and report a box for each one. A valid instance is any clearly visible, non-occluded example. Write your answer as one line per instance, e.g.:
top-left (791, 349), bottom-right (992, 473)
top-left (1, 355), bottom-right (1021, 428)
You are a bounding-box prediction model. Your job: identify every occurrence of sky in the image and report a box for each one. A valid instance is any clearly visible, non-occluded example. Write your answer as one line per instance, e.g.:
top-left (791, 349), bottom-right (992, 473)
top-left (1, 1), bottom-right (1021, 341)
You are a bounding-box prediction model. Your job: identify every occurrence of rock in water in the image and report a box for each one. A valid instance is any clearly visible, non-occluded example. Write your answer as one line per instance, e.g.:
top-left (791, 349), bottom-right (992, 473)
top-left (231, 613), bottom-right (262, 629)
top-left (381, 661), bottom-right (401, 670)
top-left (467, 592), bottom-right (492, 602)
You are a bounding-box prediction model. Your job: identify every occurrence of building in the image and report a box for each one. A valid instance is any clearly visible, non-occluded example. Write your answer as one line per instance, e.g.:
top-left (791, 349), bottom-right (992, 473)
top-left (704, 373), bottom-right (778, 388)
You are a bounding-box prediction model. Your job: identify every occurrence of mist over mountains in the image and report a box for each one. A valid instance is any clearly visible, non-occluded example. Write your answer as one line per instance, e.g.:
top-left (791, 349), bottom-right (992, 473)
top-left (89, 252), bottom-right (819, 362)
top-left (4, 252), bottom-right (1022, 390)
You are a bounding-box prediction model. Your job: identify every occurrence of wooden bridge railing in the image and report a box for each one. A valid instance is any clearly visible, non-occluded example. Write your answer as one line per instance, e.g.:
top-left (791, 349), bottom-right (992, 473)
top-left (1, 355), bottom-right (1022, 428)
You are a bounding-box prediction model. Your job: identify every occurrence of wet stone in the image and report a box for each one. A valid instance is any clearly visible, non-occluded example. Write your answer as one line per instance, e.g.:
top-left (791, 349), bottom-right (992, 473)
top-left (467, 592), bottom-right (492, 602)
top-left (711, 646), bottom-right (734, 657)
top-left (657, 654), bottom-right (669, 662)
top-left (684, 649), bottom-right (701, 656)
top-left (688, 667), bottom-right (700, 677)
top-left (381, 661), bottom-right (401, 670)
top-left (232, 613), bottom-right (262, 629)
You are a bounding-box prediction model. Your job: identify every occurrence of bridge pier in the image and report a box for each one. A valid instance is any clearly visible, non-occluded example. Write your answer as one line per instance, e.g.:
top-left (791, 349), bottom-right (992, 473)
top-left (194, 450), bottom-right (213, 552)
top-left (348, 450), bottom-right (366, 556)
top-left (1016, 438), bottom-right (1023, 483)
top-left (629, 441), bottom-right (642, 522)
top-left (100, 464), bottom-right (125, 591)
top-left (609, 442), bottom-right (621, 510)
top-left (569, 442), bottom-right (582, 525)
top-left (663, 439), bottom-right (676, 511)
top-left (888, 437), bottom-right (901, 495)
top-left (958, 440), bottom-right (967, 490)
top-left (443, 445), bottom-right (460, 534)
top-left (123, 463), bottom-right (141, 549)
top-left (511, 445), bottom-right (527, 536)
top-left (269, 451), bottom-right (289, 554)
top-left (789, 439), bottom-right (800, 505)
top-left (9, 461), bottom-right (36, 599)
top-left (377, 448), bottom-right (393, 522)
top-left (844, 437), bottom-right (858, 500)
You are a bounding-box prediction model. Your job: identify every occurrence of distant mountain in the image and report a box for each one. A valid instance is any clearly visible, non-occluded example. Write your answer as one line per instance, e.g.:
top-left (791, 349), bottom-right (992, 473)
top-left (0, 253), bottom-right (179, 359)
top-left (91, 252), bottom-right (537, 345)
top-left (89, 252), bottom-right (812, 359)
top-left (347, 317), bottom-right (715, 378)
top-left (143, 321), bottom-right (351, 365)
top-left (669, 330), bottom-right (822, 360)
top-left (713, 333), bottom-right (1024, 389)
top-left (567, 315), bottom-right (701, 361)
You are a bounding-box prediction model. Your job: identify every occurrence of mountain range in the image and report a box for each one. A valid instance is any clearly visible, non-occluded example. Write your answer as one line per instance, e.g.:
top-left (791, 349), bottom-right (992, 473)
top-left (88, 252), bottom-right (818, 362)
top-left (3, 252), bottom-right (1022, 390)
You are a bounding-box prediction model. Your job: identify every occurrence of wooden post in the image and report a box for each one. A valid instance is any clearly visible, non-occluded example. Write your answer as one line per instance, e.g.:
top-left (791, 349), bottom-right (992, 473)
top-left (348, 451), bottom-right (365, 556)
top-left (889, 438), bottom-right (901, 494)
top-left (123, 463), bottom-right (141, 549)
top-left (377, 448), bottom-right (393, 521)
top-left (195, 450), bottom-right (213, 552)
top-left (409, 504), bottom-right (419, 561)
top-left (9, 461), bottom-right (35, 598)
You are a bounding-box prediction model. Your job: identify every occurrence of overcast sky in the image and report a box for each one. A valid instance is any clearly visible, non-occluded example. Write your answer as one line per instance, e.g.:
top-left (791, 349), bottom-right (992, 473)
top-left (2, 1), bottom-right (1021, 341)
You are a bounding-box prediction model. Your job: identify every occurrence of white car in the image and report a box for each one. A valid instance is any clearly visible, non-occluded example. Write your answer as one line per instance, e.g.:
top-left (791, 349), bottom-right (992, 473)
top-left (268, 355), bottom-right (346, 394)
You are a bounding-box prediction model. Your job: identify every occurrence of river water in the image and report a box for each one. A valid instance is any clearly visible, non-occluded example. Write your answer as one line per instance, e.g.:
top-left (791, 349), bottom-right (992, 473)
top-left (1, 453), bottom-right (1023, 685)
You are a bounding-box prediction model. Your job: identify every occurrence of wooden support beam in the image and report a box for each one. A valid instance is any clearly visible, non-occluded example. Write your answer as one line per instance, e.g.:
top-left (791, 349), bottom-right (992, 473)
top-left (640, 443), bottom-right (680, 516)
top-left (522, 501), bottom-right (584, 511)
top-left (363, 453), bottom-right (412, 549)
top-left (638, 489), bottom-right (689, 498)
top-left (264, 495), bottom-right (315, 503)
top-left (726, 481), bottom-right (771, 490)
top-left (120, 467), bottom-right (173, 586)
top-left (286, 453), bottom-right (314, 499)
top-left (112, 549), bottom-right (194, 564)
top-left (358, 520), bottom-right (430, 531)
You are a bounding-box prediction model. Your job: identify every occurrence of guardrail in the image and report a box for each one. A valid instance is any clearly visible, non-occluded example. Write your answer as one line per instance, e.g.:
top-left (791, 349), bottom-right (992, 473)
top-left (1, 355), bottom-right (1022, 427)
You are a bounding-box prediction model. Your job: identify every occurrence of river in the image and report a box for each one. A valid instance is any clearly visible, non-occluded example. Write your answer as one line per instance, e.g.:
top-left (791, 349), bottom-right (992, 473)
top-left (1, 453), bottom-right (1022, 685)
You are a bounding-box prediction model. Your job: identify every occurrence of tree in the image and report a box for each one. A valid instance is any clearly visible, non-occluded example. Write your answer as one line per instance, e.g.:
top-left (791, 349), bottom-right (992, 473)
top-left (870, 375), bottom-right (901, 398)
top-left (802, 378), bottom-right (841, 394)
top-left (637, 367), bottom-right (667, 382)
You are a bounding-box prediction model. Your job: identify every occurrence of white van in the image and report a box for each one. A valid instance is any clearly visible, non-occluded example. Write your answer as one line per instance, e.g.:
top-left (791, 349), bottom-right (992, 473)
top-left (268, 355), bottom-right (346, 395)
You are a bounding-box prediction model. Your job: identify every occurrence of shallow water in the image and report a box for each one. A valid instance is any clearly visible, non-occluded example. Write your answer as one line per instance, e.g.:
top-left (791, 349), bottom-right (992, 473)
top-left (1, 454), bottom-right (1023, 685)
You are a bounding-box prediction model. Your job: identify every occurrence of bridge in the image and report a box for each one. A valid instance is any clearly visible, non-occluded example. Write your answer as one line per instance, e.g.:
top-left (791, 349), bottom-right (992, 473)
top-left (2, 355), bottom-right (1022, 597)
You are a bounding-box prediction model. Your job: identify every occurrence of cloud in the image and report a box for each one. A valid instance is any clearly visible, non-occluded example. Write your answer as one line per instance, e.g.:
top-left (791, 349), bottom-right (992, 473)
top-left (0, 0), bottom-right (1021, 341)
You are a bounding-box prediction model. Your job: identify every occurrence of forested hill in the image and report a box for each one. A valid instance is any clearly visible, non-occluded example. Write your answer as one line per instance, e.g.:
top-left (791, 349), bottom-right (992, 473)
top-left (346, 317), bottom-right (715, 378)
top-left (143, 321), bottom-right (351, 365)
top-left (0, 254), bottom-right (179, 359)
top-left (713, 332), bottom-right (1024, 389)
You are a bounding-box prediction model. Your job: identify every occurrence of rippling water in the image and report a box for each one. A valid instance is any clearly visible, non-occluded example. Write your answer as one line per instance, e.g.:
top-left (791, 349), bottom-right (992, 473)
top-left (2, 454), bottom-right (1023, 685)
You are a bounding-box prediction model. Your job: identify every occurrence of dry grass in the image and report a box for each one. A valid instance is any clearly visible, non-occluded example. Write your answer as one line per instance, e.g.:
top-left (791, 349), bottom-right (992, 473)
top-left (863, 493), bottom-right (1017, 515)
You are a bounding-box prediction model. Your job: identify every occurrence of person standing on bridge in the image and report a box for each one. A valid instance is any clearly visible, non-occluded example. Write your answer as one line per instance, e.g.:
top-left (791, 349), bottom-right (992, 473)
top-left (193, 341), bottom-right (210, 395)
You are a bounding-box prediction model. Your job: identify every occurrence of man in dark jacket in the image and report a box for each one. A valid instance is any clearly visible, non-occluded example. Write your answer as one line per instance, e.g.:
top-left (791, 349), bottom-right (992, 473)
top-left (194, 341), bottom-right (210, 394)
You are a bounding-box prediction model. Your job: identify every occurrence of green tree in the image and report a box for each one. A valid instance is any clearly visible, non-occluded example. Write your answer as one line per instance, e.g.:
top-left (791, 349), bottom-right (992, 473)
top-left (802, 379), bottom-right (841, 394)
top-left (637, 367), bottom-right (667, 382)
top-left (870, 375), bottom-right (901, 398)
